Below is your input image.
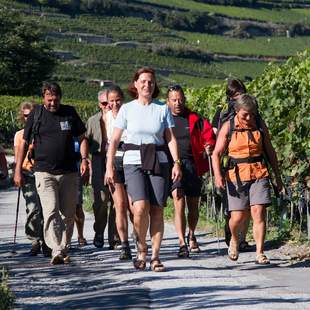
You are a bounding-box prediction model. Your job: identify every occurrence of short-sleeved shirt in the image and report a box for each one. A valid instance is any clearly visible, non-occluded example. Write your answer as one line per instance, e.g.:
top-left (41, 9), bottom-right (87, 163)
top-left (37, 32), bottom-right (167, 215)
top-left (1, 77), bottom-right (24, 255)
top-left (173, 114), bottom-right (193, 159)
top-left (114, 99), bottom-right (174, 165)
top-left (23, 104), bottom-right (86, 174)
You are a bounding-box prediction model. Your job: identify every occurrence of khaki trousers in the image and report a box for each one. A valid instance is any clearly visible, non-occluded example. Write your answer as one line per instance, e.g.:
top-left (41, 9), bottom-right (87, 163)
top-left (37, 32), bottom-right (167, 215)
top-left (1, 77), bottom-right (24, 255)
top-left (35, 172), bottom-right (78, 256)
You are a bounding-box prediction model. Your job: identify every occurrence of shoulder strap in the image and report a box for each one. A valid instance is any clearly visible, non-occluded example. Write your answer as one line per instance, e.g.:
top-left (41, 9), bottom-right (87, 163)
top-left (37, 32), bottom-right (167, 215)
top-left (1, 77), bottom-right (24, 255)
top-left (227, 117), bottom-right (235, 142)
top-left (29, 105), bottom-right (43, 144)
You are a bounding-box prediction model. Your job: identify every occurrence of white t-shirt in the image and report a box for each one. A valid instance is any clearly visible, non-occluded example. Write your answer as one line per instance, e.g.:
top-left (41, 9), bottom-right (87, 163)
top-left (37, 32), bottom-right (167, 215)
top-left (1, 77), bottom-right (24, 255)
top-left (114, 99), bottom-right (175, 165)
top-left (106, 110), bottom-right (126, 158)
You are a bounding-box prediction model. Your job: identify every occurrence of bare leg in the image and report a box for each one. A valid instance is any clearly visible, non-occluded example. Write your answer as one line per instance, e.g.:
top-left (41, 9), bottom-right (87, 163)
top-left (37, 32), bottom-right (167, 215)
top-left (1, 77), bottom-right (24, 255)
top-left (172, 188), bottom-right (186, 246)
top-left (75, 205), bottom-right (86, 242)
top-left (149, 205), bottom-right (164, 260)
top-left (110, 183), bottom-right (129, 243)
top-left (131, 199), bottom-right (150, 260)
top-left (251, 205), bottom-right (266, 255)
top-left (186, 196), bottom-right (200, 240)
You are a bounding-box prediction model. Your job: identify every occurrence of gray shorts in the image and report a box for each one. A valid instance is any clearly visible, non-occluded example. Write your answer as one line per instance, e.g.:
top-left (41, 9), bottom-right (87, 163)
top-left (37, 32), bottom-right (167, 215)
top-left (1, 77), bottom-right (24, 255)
top-left (124, 164), bottom-right (170, 208)
top-left (227, 178), bottom-right (271, 211)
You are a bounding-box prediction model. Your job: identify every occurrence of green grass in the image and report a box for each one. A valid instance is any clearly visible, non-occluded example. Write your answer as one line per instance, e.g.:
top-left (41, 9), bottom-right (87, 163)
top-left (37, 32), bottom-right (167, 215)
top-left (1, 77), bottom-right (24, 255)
top-left (0, 268), bottom-right (15, 310)
top-left (139, 0), bottom-right (310, 24)
top-left (179, 33), bottom-right (310, 57)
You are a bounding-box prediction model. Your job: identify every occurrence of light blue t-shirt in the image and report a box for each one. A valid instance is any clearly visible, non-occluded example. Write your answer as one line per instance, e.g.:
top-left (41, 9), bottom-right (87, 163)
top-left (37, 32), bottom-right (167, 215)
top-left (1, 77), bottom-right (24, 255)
top-left (114, 99), bottom-right (175, 165)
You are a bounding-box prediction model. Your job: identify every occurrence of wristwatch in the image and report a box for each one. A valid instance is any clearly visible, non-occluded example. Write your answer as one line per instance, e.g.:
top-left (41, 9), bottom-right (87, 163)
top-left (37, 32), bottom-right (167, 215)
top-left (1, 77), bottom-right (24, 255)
top-left (174, 159), bottom-right (182, 166)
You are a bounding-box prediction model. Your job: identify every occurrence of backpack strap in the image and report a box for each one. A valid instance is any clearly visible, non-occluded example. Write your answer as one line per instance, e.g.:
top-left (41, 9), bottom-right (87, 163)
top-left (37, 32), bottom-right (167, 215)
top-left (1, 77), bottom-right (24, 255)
top-left (28, 105), bottom-right (43, 145)
top-left (227, 117), bottom-right (235, 142)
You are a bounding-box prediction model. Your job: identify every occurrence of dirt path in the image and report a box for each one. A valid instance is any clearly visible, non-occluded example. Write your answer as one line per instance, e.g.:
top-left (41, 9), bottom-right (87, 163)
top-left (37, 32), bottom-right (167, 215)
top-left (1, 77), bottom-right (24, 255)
top-left (1, 187), bottom-right (310, 309)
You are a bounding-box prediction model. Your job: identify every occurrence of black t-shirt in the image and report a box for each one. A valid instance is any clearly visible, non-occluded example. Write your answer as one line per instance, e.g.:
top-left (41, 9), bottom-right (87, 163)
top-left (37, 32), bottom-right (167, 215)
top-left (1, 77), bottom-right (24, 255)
top-left (173, 114), bottom-right (193, 159)
top-left (23, 104), bottom-right (86, 174)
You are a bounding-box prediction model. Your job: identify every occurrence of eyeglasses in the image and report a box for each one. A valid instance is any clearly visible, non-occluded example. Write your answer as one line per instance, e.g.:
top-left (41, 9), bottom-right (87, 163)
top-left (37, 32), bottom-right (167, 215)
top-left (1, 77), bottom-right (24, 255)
top-left (23, 114), bottom-right (30, 118)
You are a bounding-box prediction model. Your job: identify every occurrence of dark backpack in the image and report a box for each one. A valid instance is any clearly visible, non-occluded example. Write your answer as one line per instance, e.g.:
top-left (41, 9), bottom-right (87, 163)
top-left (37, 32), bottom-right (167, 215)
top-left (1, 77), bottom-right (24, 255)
top-left (26, 105), bottom-right (43, 162)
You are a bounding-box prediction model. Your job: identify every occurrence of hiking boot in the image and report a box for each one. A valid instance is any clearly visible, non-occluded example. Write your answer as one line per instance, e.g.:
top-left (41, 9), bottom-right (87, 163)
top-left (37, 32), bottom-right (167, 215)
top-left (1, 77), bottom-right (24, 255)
top-left (119, 246), bottom-right (132, 260)
top-left (93, 233), bottom-right (104, 248)
top-left (42, 242), bottom-right (52, 257)
top-left (50, 253), bottom-right (64, 265)
top-left (30, 241), bottom-right (41, 256)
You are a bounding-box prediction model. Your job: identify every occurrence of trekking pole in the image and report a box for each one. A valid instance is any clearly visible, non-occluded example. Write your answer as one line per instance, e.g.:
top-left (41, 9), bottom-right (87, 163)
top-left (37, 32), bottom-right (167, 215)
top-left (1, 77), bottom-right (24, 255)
top-left (12, 187), bottom-right (21, 254)
top-left (208, 155), bottom-right (220, 254)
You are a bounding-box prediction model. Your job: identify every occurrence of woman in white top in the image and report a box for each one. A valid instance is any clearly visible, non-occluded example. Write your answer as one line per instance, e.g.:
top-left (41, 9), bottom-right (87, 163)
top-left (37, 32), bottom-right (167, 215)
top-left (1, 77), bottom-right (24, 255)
top-left (106, 67), bottom-right (182, 272)
top-left (105, 85), bottom-right (132, 260)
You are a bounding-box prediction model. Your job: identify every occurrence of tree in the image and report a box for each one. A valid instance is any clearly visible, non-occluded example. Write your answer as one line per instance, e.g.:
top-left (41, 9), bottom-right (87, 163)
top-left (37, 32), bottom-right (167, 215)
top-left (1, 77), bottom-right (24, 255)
top-left (0, 7), bottom-right (55, 95)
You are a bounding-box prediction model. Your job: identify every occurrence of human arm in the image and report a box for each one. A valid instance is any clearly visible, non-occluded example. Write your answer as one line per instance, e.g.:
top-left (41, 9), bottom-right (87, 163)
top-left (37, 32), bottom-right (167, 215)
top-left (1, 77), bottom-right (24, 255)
top-left (13, 139), bottom-right (27, 187)
top-left (78, 134), bottom-right (90, 178)
top-left (261, 120), bottom-right (283, 192)
top-left (164, 127), bottom-right (182, 183)
top-left (211, 121), bottom-right (229, 190)
top-left (0, 145), bottom-right (8, 179)
top-left (202, 118), bottom-right (216, 156)
top-left (105, 127), bottom-right (123, 186)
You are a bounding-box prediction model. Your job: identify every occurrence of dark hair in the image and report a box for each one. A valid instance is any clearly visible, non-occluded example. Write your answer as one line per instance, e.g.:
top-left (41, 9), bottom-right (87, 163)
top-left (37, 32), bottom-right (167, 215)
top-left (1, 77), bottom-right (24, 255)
top-left (107, 84), bottom-right (124, 101)
top-left (41, 81), bottom-right (62, 98)
top-left (226, 79), bottom-right (246, 100)
top-left (127, 67), bottom-right (160, 99)
top-left (166, 84), bottom-right (185, 98)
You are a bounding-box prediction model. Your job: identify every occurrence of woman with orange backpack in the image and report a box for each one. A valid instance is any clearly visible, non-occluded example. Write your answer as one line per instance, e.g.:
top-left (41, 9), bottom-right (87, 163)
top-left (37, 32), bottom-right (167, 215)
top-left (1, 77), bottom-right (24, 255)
top-left (212, 94), bottom-right (283, 264)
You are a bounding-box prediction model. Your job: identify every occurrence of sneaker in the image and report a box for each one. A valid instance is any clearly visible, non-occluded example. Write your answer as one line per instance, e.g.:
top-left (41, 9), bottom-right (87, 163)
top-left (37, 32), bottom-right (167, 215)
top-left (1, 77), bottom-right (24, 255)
top-left (109, 240), bottom-right (122, 250)
top-left (50, 253), bottom-right (64, 265)
top-left (93, 233), bottom-right (104, 248)
top-left (30, 241), bottom-right (41, 256)
top-left (119, 247), bottom-right (132, 260)
top-left (42, 242), bottom-right (52, 257)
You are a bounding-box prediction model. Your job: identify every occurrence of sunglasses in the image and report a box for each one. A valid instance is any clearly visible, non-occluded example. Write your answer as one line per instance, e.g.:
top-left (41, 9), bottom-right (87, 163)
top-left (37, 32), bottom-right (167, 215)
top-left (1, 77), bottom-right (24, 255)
top-left (23, 113), bottom-right (30, 118)
top-left (167, 84), bottom-right (183, 92)
top-left (100, 101), bottom-right (108, 106)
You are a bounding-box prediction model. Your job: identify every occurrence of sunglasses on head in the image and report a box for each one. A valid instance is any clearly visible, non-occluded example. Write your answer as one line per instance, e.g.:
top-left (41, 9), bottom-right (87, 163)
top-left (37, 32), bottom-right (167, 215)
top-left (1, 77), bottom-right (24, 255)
top-left (167, 84), bottom-right (183, 92)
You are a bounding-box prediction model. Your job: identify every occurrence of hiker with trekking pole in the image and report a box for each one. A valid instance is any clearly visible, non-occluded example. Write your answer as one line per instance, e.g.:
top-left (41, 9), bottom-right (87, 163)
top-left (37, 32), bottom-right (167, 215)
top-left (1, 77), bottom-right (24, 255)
top-left (13, 101), bottom-right (50, 257)
top-left (212, 94), bottom-right (283, 264)
top-left (166, 84), bottom-right (215, 257)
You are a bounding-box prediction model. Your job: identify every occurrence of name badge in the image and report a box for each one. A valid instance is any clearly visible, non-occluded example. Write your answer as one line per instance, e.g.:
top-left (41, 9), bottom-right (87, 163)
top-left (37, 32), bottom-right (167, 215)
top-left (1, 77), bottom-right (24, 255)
top-left (60, 121), bottom-right (71, 131)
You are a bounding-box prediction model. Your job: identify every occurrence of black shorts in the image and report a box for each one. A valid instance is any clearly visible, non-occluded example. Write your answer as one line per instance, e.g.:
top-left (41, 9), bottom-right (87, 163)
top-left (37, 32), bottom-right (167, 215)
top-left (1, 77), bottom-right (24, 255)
top-left (171, 158), bottom-right (202, 197)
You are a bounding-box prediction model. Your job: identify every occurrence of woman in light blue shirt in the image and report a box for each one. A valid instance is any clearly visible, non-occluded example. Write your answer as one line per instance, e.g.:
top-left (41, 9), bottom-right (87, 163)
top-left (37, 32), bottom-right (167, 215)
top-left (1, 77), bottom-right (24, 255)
top-left (106, 67), bottom-right (182, 272)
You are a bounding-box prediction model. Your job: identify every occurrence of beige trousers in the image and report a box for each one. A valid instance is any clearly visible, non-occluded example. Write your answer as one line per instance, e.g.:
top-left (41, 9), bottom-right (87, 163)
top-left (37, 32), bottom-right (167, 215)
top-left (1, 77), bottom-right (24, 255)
top-left (35, 172), bottom-right (78, 256)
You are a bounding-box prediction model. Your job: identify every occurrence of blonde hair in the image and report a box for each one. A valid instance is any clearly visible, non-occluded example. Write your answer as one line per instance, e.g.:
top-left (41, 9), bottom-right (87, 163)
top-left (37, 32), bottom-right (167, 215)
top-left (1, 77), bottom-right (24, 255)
top-left (17, 100), bottom-right (36, 124)
top-left (234, 94), bottom-right (258, 114)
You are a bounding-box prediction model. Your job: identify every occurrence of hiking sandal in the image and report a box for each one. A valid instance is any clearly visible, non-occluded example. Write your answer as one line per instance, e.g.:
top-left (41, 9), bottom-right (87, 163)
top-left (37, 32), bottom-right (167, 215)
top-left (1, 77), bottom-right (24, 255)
top-left (177, 244), bottom-right (189, 258)
top-left (228, 240), bottom-right (239, 261)
top-left (133, 247), bottom-right (147, 270)
top-left (187, 234), bottom-right (200, 253)
top-left (255, 253), bottom-right (270, 265)
top-left (150, 258), bottom-right (166, 272)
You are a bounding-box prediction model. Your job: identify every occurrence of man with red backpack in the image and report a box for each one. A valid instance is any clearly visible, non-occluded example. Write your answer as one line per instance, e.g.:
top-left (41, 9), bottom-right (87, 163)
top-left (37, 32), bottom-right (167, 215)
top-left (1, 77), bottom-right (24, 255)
top-left (167, 85), bottom-right (215, 257)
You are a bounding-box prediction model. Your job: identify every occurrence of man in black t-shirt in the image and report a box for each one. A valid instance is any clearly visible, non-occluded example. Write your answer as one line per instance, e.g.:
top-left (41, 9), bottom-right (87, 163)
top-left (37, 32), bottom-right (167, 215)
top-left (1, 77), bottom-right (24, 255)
top-left (14, 82), bottom-right (89, 265)
top-left (167, 85), bottom-right (215, 258)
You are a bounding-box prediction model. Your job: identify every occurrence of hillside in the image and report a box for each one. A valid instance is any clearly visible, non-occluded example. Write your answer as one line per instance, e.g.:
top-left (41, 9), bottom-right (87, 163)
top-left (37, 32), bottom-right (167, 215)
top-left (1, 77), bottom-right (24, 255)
top-left (1, 0), bottom-right (310, 99)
